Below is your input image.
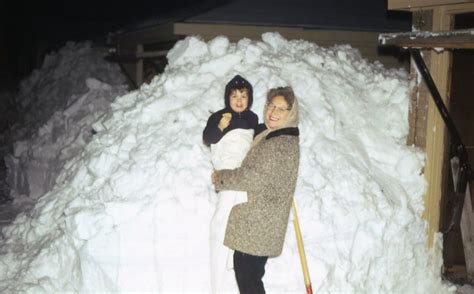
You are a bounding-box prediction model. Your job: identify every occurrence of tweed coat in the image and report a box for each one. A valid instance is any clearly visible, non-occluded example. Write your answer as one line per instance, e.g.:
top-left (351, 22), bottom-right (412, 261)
top-left (214, 127), bottom-right (300, 257)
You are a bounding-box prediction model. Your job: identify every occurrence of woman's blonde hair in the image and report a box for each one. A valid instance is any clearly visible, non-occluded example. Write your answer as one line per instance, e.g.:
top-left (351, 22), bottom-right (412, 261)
top-left (253, 86), bottom-right (299, 147)
top-left (265, 86), bottom-right (299, 128)
top-left (266, 87), bottom-right (296, 110)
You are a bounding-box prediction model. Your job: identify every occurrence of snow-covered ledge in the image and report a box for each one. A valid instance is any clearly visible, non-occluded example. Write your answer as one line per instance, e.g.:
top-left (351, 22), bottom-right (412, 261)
top-left (379, 29), bottom-right (474, 50)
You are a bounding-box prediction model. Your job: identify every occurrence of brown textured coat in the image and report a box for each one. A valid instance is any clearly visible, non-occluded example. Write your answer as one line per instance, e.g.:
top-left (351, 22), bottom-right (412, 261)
top-left (214, 130), bottom-right (299, 257)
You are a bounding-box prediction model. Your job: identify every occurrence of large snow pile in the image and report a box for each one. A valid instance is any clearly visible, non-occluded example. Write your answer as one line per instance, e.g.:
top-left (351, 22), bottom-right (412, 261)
top-left (3, 42), bottom-right (128, 202)
top-left (14, 41), bottom-right (126, 136)
top-left (0, 33), bottom-right (454, 293)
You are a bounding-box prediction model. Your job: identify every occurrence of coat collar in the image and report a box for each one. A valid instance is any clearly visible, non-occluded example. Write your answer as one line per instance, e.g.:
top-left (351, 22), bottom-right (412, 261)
top-left (265, 127), bottom-right (299, 140)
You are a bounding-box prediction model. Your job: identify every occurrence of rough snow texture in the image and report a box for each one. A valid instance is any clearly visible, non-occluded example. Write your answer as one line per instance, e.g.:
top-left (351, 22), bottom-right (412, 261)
top-left (3, 42), bottom-right (128, 203)
top-left (0, 33), bottom-right (455, 293)
top-left (14, 42), bottom-right (126, 138)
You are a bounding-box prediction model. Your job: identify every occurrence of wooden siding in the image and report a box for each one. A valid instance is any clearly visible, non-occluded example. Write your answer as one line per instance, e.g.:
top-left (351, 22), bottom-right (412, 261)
top-left (379, 29), bottom-right (474, 49)
top-left (389, 0), bottom-right (474, 10)
top-left (392, 1), bottom-right (474, 250)
top-left (108, 23), bottom-right (176, 47)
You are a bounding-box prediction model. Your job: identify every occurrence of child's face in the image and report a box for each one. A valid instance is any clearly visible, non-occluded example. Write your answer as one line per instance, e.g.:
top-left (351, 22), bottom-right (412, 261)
top-left (229, 89), bottom-right (249, 113)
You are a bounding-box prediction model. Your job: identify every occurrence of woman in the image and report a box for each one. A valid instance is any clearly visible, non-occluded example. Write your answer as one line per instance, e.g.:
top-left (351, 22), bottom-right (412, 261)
top-left (212, 86), bottom-right (300, 293)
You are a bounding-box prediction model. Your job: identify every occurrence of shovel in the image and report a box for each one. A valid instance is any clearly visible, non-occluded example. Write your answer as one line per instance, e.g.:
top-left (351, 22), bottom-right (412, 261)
top-left (292, 199), bottom-right (313, 294)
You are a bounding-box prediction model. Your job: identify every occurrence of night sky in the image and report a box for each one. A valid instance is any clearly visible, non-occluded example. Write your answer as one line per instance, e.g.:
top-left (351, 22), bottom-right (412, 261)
top-left (0, 0), bottom-right (408, 89)
top-left (3, 0), bottom-right (208, 40)
top-left (0, 0), bottom-right (214, 88)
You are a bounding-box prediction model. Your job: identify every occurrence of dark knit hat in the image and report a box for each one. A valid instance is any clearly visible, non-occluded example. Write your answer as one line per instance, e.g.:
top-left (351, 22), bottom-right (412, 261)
top-left (224, 75), bottom-right (253, 110)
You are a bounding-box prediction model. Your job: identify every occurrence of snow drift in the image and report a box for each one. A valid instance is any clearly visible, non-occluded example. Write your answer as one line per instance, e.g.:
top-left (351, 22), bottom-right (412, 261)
top-left (0, 33), bottom-right (454, 293)
top-left (4, 42), bottom-right (128, 203)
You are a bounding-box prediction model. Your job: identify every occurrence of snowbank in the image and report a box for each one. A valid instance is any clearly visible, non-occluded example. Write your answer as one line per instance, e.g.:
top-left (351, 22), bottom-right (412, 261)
top-left (4, 42), bottom-right (128, 202)
top-left (0, 33), bottom-right (454, 293)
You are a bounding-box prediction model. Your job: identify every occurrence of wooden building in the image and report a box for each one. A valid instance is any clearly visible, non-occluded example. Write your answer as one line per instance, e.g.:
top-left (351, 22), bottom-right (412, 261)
top-left (382, 0), bottom-right (474, 282)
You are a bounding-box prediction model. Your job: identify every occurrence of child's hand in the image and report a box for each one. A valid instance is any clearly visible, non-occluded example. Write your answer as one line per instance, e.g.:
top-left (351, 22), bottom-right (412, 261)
top-left (218, 113), bottom-right (232, 131)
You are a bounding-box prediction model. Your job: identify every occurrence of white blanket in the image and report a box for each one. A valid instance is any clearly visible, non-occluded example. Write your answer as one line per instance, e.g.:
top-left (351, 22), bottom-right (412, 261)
top-left (210, 128), bottom-right (254, 293)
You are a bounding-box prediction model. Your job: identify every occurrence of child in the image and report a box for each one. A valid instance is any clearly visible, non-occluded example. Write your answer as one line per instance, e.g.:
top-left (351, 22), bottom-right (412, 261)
top-left (203, 75), bottom-right (258, 146)
top-left (203, 74), bottom-right (258, 293)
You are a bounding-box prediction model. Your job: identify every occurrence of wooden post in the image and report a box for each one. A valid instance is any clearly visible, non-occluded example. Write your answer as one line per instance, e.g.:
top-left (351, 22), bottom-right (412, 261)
top-left (292, 200), bottom-right (313, 294)
top-left (416, 7), bottom-right (453, 248)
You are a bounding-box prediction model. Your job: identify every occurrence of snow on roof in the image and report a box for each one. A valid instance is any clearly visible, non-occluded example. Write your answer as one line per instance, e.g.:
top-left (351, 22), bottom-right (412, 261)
top-left (380, 28), bottom-right (474, 41)
top-left (379, 28), bottom-right (474, 49)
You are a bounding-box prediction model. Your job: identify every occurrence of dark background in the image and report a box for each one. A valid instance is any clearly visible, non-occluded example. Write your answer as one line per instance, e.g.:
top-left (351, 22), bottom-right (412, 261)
top-left (0, 0), bottom-right (409, 90)
top-left (0, 0), bottom-right (212, 90)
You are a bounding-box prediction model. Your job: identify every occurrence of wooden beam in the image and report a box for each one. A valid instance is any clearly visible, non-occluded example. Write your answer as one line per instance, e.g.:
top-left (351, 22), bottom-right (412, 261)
top-left (108, 23), bottom-right (176, 46)
top-left (407, 10), bottom-right (433, 150)
top-left (107, 50), bottom-right (168, 62)
top-left (379, 29), bottom-right (474, 49)
top-left (388, 0), bottom-right (474, 11)
top-left (443, 2), bottom-right (474, 13)
top-left (420, 6), bottom-right (453, 248)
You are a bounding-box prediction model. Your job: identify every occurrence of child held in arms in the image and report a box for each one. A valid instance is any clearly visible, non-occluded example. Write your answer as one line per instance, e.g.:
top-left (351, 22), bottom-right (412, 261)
top-left (203, 74), bottom-right (258, 293)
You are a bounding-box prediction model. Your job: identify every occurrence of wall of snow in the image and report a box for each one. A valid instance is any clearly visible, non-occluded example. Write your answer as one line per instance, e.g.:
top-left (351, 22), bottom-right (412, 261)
top-left (14, 42), bottom-right (126, 137)
top-left (0, 33), bottom-right (455, 293)
top-left (3, 42), bottom-right (128, 203)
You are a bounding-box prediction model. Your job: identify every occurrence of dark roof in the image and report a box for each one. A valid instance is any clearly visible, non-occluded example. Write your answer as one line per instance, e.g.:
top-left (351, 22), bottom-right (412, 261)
top-left (113, 0), bottom-right (231, 34)
top-left (182, 0), bottom-right (411, 32)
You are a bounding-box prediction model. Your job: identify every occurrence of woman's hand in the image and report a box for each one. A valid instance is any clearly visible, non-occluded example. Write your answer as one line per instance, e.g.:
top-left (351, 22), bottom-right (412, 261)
top-left (211, 170), bottom-right (219, 185)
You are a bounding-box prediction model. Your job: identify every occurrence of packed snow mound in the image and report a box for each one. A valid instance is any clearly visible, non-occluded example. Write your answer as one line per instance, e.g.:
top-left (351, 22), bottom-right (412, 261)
top-left (12, 41), bottom-right (128, 141)
top-left (0, 33), bottom-right (454, 293)
top-left (6, 79), bottom-right (128, 201)
top-left (4, 42), bottom-right (128, 202)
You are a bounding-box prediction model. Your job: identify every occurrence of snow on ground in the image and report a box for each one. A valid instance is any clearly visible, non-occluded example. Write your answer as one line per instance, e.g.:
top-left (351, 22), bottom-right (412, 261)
top-left (0, 33), bottom-right (456, 293)
top-left (456, 284), bottom-right (474, 294)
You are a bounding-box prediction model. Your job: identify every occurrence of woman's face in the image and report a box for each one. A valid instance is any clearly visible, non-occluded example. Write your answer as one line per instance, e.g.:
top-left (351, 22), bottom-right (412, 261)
top-left (264, 95), bottom-right (290, 130)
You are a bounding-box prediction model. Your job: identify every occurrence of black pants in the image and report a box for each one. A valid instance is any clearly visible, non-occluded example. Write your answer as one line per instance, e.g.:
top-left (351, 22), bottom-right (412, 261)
top-left (233, 250), bottom-right (269, 294)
